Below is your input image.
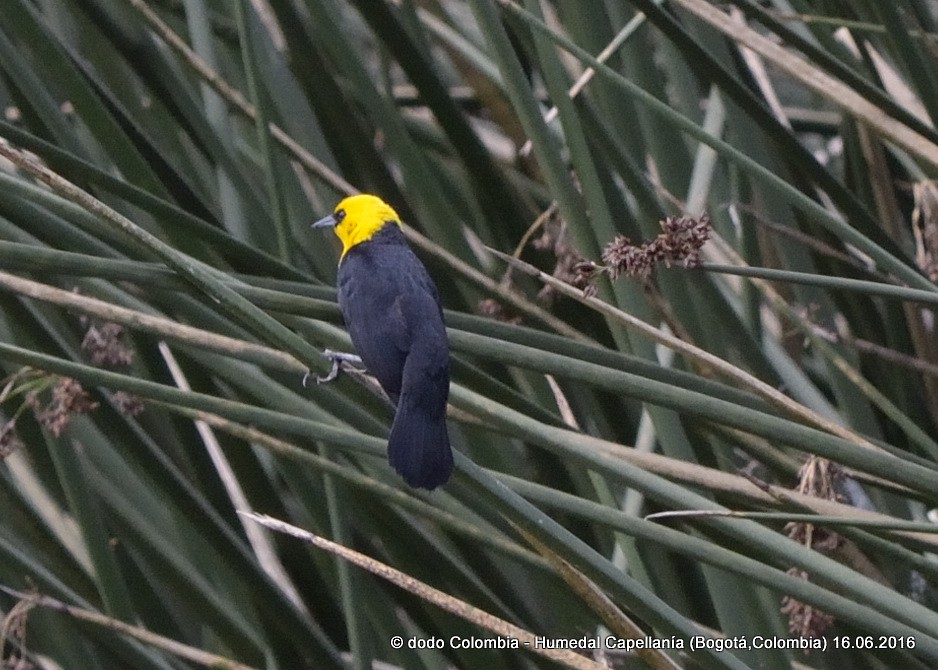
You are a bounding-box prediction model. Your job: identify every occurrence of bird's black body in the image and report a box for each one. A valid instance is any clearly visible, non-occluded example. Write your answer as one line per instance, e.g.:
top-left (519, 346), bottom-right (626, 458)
top-left (337, 223), bottom-right (453, 489)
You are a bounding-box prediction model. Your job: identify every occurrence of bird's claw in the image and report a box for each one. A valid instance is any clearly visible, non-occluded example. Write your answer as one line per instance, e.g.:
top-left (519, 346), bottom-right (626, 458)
top-left (316, 357), bottom-right (342, 385)
top-left (304, 349), bottom-right (363, 386)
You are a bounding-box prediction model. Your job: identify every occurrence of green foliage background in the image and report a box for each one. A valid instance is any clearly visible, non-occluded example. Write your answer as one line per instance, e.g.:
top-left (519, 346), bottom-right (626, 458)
top-left (1, 1), bottom-right (938, 669)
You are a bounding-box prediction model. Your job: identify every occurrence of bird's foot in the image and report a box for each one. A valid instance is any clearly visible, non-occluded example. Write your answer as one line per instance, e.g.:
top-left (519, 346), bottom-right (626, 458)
top-left (304, 349), bottom-right (364, 387)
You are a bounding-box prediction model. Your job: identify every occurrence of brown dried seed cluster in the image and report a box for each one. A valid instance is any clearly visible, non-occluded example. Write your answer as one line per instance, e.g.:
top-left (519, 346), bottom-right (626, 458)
top-left (601, 214), bottom-right (711, 281)
top-left (781, 570), bottom-right (836, 639)
top-left (81, 322), bottom-right (135, 368)
top-left (532, 223), bottom-right (586, 303)
top-left (477, 298), bottom-right (522, 325)
top-left (112, 391), bottom-right (146, 417)
top-left (570, 260), bottom-right (601, 298)
top-left (80, 320), bottom-right (145, 416)
top-left (34, 377), bottom-right (99, 437)
top-left (0, 419), bottom-right (23, 460)
top-left (781, 457), bottom-right (844, 639)
top-left (501, 212), bottom-right (711, 307)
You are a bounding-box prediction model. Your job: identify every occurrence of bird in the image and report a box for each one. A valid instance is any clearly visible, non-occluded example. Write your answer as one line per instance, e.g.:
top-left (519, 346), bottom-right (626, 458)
top-left (312, 194), bottom-right (453, 490)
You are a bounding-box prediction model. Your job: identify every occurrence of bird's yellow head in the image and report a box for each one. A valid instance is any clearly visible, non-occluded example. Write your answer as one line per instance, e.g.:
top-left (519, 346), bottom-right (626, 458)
top-left (312, 194), bottom-right (402, 259)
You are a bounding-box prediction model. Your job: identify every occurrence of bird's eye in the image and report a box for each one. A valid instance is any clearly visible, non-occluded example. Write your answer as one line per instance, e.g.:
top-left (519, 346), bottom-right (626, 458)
top-left (334, 209), bottom-right (347, 223)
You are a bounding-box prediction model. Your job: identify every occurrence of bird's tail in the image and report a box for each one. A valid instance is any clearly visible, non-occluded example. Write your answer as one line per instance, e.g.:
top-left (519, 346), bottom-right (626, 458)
top-left (387, 394), bottom-right (453, 490)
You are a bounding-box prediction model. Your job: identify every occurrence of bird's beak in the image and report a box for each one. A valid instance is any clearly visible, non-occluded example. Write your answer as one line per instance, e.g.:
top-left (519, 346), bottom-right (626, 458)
top-left (312, 213), bottom-right (338, 229)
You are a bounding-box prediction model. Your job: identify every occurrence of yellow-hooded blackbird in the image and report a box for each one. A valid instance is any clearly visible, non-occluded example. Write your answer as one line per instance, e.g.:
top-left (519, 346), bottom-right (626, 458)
top-left (313, 194), bottom-right (453, 489)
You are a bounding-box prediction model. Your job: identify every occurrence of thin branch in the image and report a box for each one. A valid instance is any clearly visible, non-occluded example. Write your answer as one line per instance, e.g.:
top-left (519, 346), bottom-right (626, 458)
top-left (0, 270), bottom-right (303, 374)
top-left (646, 509), bottom-right (938, 533)
top-left (240, 513), bottom-right (607, 670)
top-left (0, 586), bottom-right (260, 670)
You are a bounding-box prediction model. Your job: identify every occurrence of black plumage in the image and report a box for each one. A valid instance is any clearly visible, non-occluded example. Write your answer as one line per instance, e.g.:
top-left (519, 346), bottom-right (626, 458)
top-left (337, 223), bottom-right (453, 489)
